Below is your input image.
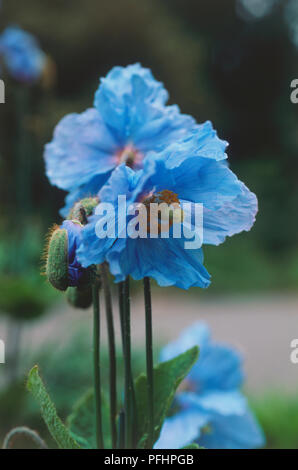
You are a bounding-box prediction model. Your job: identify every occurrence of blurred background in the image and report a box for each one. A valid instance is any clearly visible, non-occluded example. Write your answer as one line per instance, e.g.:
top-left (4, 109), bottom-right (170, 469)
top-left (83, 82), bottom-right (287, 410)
top-left (0, 0), bottom-right (298, 448)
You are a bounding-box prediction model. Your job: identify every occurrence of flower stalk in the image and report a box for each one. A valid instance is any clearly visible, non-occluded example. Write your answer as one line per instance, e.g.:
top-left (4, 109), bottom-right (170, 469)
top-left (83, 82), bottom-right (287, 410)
top-left (119, 278), bottom-right (134, 448)
top-left (92, 282), bottom-right (104, 449)
top-left (144, 276), bottom-right (154, 448)
top-left (101, 263), bottom-right (117, 448)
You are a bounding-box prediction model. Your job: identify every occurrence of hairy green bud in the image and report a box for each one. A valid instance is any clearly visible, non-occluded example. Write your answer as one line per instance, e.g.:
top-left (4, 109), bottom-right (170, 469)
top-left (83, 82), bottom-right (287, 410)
top-left (45, 226), bottom-right (69, 292)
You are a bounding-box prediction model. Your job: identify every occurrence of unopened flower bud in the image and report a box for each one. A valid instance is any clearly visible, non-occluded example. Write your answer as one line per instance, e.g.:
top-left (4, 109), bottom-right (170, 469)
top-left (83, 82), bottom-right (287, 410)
top-left (68, 197), bottom-right (99, 225)
top-left (66, 286), bottom-right (93, 309)
top-left (45, 225), bottom-right (69, 291)
top-left (45, 220), bottom-right (88, 291)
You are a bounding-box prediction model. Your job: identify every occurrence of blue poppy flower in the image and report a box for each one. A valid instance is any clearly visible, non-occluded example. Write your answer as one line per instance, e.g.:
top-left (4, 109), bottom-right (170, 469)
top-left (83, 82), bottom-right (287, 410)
top-left (76, 128), bottom-right (257, 289)
top-left (0, 26), bottom-right (46, 83)
top-left (44, 63), bottom-right (196, 216)
top-left (160, 322), bottom-right (244, 391)
top-left (154, 323), bottom-right (265, 449)
top-left (60, 220), bottom-right (86, 287)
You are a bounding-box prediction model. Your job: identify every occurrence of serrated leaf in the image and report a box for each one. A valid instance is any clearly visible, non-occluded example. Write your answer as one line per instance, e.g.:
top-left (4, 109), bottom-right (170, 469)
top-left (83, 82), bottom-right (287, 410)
top-left (26, 365), bottom-right (80, 449)
top-left (67, 388), bottom-right (111, 449)
top-left (135, 346), bottom-right (199, 448)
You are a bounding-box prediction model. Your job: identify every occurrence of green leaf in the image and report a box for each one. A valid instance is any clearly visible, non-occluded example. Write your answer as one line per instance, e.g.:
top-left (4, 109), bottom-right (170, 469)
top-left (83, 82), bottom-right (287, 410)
top-left (67, 389), bottom-right (111, 449)
top-left (135, 346), bottom-right (199, 448)
top-left (67, 389), bottom-right (95, 449)
top-left (26, 365), bottom-right (80, 449)
top-left (182, 443), bottom-right (203, 449)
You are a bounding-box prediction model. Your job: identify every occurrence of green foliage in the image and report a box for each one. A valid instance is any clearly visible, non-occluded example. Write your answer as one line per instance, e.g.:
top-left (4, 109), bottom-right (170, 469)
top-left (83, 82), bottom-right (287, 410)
top-left (26, 365), bottom-right (80, 449)
top-left (67, 389), bottom-right (111, 449)
top-left (182, 443), bottom-right (201, 449)
top-left (67, 389), bottom-right (96, 449)
top-left (135, 346), bottom-right (199, 448)
top-left (0, 275), bottom-right (56, 320)
top-left (251, 393), bottom-right (298, 449)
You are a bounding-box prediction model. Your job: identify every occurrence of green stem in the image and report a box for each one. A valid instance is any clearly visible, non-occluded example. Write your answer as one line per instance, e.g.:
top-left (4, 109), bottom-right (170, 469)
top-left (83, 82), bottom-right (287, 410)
top-left (119, 278), bottom-right (134, 448)
top-left (92, 282), bottom-right (104, 449)
top-left (117, 410), bottom-right (125, 449)
top-left (144, 277), bottom-right (154, 448)
top-left (124, 278), bottom-right (133, 448)
top-left (101, 263), bottom-right (117, 449)
top-left (118, 282), bottom-right (125, 347)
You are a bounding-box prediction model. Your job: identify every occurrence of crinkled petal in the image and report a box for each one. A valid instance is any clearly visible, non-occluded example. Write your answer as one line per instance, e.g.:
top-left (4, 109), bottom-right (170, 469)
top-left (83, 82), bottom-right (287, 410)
top-left (99, 164), bottom-right (137, 205)
top-left (94, 63), bottom-right (195, 149)
top-left (106, 236), bottom-right (211, 289)
top-left (171, 157), bottom-right (243, 209)
top-left (203, 182), bottom-right (258, 245)
top-left (133, 104), bottom-right (195, 153)
top-left (163, 122), bottom-right (228, 168)
top-left (44, 108), bottom-right (118, 191)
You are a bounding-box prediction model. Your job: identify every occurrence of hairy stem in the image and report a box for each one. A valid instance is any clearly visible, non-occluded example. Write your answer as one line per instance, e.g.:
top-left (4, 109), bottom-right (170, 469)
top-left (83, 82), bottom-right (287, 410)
top-left (101, 263), bottom-right (117, 448)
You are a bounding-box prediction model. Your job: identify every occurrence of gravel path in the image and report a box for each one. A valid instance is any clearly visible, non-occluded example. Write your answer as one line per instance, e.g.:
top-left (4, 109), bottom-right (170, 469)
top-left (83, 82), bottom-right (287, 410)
top-left (1, 292), bottom-right (298, 393)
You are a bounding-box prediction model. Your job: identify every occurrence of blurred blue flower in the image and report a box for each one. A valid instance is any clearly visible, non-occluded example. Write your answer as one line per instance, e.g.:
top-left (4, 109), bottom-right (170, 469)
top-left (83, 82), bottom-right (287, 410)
top-left (154, 323), bottom-right (265, 449)
top-left (0, 26), bottom-right (46, 83)
top-left (44, 63), bottom-right (196, 216)
top-left (76, 128), bottom-right (257, 289)
top-left (60, 220), bottom-right (86, 287)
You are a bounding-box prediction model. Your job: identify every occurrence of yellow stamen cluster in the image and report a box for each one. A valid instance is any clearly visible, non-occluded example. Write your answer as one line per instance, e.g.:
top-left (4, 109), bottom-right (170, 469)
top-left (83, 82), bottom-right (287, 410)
top-left (140, 189), bottom-right (183, 235)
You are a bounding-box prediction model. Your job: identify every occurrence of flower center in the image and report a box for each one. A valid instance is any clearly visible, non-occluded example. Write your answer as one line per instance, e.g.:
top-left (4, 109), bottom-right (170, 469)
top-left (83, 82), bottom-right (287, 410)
top-left (138, 189), bottom-right (183, 235)
top-left (117, 144), bottom-right (143, 169)
top-left (143, 189), bottom-right (180, 206)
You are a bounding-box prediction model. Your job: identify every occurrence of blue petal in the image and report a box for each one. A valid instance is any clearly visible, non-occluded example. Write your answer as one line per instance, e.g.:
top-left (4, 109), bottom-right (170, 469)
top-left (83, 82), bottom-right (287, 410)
top-left (60, 220), bottom-right (85, 287)
top-left (171, 157), bottom-right (243, 209)
top-left (154, 409), bottom-right (209, 449)
top-left (160, 323), bottom-right (211, 362)
top-left (179, 390), bottom-right (247, 416)
top-left (163, 122), bottom-right (228, 168)
top-left (160, 322), bottom-right (244, 392)
top-left (133, 104), bottom-right (195, 153)
top-left (44, 108), bottom-right (118, 191)
top-left (0, 26), bottom-right (45, 83)
top-left (76, 213), bottom-right (117, 268)
top-left (100, 155), bottom-right (175, 206)
top-left (198, 410), bottom-right (265, 449)
top-left (99, 164), bottom-right (137, 204)
top-left (189, 344), bottom-right (244, 392)
top-left (106, 236), bottom-right (211, 289)
top-left (203, 182), bottom-right (258, 245)
top-left (94, 63), bottom-right (195, 148)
